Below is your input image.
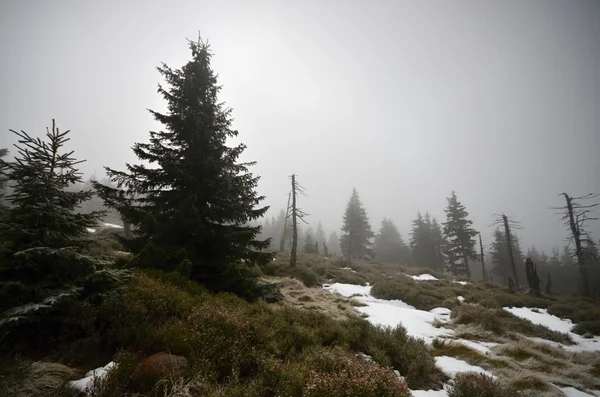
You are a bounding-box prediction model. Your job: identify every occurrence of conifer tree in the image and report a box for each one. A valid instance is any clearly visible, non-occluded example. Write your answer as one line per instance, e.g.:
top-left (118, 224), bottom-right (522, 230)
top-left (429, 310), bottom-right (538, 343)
top-left (0, 148), bottom-right (7, 212)
top-left (490, 228), bottom-right (523, 286)
top-left (94, 38), bottom-right (270, 298)
top-left (442, 191), bottom-right (477, 277)
top-left (315, 221), bottom-right (326, 248)
top-left (430, 217), bottom-right (447, 271)
top-left (0, 121), bottom-right (130, 332)
top-left (374, 218), bottom-right (409, 264)
top-left (410, 212), bottom-right (433, 267)
top-left (340, 188), bottom-right (374, 259)
top-left (303, 228), bottom-right (315, 253)
top-left (328, 231), bottom-right (340, 256)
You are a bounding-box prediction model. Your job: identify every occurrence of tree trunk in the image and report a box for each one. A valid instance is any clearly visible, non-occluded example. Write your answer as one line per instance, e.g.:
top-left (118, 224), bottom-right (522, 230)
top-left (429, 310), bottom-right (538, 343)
top-left (479, 234), bottom-right (487, 281)
top-left (525, 257), bottom-right (541, 296)
top-left (290, 175), bottom-right (298, 267)
top-left (561, 193), bottom-right (590, 297)
top-left (280, 192), bottom-right (291, 252)
top-left (503, 214), bottom-right (520, 288)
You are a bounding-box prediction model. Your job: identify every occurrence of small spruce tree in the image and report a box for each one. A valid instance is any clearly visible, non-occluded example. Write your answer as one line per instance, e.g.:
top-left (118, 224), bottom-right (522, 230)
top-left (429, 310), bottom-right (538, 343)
top-left (374, 218), bottom-right (409, 264)
top-left (340, 188), bottom-right (374, 259)
top-left (442, 191), bottom-right (477, 277)
top-left (0, 121), bottom-right (131, 335)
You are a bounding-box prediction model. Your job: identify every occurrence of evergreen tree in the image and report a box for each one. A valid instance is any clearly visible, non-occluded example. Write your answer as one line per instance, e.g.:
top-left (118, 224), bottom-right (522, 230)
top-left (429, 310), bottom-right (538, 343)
top-left (303, 228), bottom-right (315, 253)
top-left (340, 189), bottom-right (374, 258)
top-left (374, 218), bottom-right (409, 264)
top-left (442, 191), bottom-right (477, 277)
top-left (93, 38), bottom-right (270, 298)
top-left (549, 247), bottom-right (561, 267)
top-left (315, 221), bottom-right (326, 248)
top-left (430, 217), bottom-right (447, 271)
top-left (409, 212), bottom-right (435, 268)
top-left (0, 148), bottom-right (7, 212)
top-left (327, 231), bottom-right (340, 256)
top-left (0, 121), bottom-right (130, 333)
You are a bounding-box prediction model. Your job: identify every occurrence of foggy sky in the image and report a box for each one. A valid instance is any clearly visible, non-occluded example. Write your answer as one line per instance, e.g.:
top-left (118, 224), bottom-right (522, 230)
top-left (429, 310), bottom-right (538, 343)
top-left (1, 0), bottom-right (599, 254)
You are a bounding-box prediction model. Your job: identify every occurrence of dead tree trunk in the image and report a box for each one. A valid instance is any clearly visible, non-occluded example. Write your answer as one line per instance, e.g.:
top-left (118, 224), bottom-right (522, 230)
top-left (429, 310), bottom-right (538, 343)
top-left (525, 257), bottom-right (541, 296)
top-left (290, 175), bottom-right (298, 266)
top-left (289, 174), bottom-right (308, 267)
top-left (561, 193), bottom-right (590, 297)
top-left (503, 214), bottom-right (520, 289)
top-left (280, 192), bottom-right (291, 252)
top-left (479, 234), bottom-right (487, 281)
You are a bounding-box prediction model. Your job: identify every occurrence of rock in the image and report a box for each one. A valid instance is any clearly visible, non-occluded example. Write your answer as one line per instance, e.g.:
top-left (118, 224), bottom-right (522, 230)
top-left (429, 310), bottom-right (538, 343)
top-left (139, 353), bottom-right (189, 376)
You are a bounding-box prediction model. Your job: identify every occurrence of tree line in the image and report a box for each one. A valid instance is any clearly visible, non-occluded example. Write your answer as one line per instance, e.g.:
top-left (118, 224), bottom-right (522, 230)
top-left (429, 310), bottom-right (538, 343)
top-left (260, 187), bottom-right (600, 298)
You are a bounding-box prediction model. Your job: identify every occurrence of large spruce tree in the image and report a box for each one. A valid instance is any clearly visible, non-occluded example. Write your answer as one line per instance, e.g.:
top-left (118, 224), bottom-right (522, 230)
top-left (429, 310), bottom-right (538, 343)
top-left (327, 231), bottom-right (341, 256)
top-left (442, 191), bottom-right (477, 277)
top-left (374, 218), bottom-right (409, 264)
top-left (340, 188), bottom-right (374, 259)
top-left (0, 121), bottom-right (130, 332)
top-left (94, 38), bottom-right (271, 298)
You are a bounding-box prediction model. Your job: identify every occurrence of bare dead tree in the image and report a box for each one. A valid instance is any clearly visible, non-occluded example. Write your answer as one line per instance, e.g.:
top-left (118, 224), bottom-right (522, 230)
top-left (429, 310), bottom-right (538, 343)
top-left (551, 193), bottom-right (599, 297)
top-left (279, 192), bottom-right (291, 252)
top-left (479, 233), bottom-right (487, 281)
top-left (525, 257), bottom-right (541, 296)
top-left (491, 213), bottom-right (522, 288)
top-left (289, 174), bottom-right (308, 266)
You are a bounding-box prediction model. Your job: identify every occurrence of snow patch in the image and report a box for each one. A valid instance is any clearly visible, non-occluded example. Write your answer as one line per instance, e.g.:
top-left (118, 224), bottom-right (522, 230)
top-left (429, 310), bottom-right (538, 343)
top-left (324, 283), bottom-right (453, 344)
top-left (70, 361), bottom-right (115, 393)
top-left (434, 356), bottom-right (492, 378)
top-left (457, 296), bottom-right (465, 303)
top-left (340, 267), bottom-right (356, 273)
top-left (411, 274), bottom-right (438, 281)
top-left (561, 387), bottom-right (597, 397)
top-left (454, 339), bottom-right (498, 355)
top-left (86, 228), bottom-right (96, 233)
top-left (102, 222), bottom-right (123, 229)
top-left (411, 389), bottom-right (448, 397)
top-left (505, 307), bottom-right (600, 352)
top-left (452, 280), bottom-right (469, 285)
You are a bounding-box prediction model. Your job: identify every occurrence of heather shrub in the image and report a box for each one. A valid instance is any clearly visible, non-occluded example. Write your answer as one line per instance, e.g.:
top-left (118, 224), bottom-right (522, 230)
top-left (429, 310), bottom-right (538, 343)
top-left (292, 265), bottom-right (320, 287)
top-left (446, 373), bottom-right (523, 397)
top-left (452, 304), bottom-right (573, 344)
top-left (572, 321), bottom-right (600, 336)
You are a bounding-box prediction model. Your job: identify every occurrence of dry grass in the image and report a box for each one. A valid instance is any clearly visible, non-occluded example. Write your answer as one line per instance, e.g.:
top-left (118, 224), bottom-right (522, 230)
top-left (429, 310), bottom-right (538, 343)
top-left (262, 276), bottom-right (359, 321)
top-left (0, 360), bottom-right (81, 397)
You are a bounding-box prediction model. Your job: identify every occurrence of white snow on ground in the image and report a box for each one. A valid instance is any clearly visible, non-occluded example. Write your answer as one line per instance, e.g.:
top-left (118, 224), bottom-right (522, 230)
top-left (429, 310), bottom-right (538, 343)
top-left (453, 339), bottom-right (498, 355)
top-left (457, 296), bottom-right (465, 303)
top-left (561, 387), bottom-right (597, 397)
top-left (70, 362), bottom-right (115, 393)
top-left (340, 267), bottom-right (356, 273)
top-left (504, 307), bottom-right (573, 334)
top-left (102, 222), bottom-right (123, 229)
top-left (411, 274), bottom-right (438, 281)
top-left (411, 389), bottom-right (448, 397)
top-left (452, 280), bottom-right (469, 285)
top-left (86, 228), bottom-right (96, 233)
top-left (504, 307), bottom-right (600, 352)
top-left (324, 283), bottom-right (453, 343)
top-left (435, 356), bottom-right (493, 379)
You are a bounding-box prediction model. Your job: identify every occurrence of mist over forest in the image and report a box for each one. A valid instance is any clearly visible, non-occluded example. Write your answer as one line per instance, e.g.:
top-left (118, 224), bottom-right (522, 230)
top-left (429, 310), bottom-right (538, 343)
top-left (1, 2), bottom-right (600, 396)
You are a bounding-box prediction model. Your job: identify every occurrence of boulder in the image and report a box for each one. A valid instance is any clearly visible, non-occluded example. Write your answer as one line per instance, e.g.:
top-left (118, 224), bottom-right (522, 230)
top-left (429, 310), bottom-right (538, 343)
top-left (139, 353), bottom-right (189, 376)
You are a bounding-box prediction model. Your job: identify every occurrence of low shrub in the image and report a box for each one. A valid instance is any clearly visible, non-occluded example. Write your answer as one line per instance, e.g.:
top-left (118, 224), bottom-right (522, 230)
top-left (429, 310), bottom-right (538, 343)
top-left (292, 265), bottom-right (320, 287)
top-left (446, 373), bottom-right (523, 397)
top-left (452, 304), bottom-right (573, 344)
top-left (572, 321), bottom-right (600, 336)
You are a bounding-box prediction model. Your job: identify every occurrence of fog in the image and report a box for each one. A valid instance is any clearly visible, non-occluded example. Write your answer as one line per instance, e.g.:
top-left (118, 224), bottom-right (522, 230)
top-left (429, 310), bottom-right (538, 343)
top-left (1, 0), bottom-right (599, 253)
